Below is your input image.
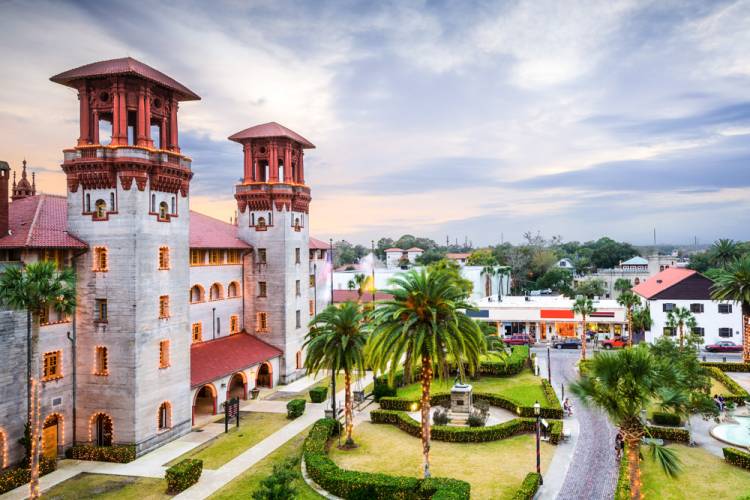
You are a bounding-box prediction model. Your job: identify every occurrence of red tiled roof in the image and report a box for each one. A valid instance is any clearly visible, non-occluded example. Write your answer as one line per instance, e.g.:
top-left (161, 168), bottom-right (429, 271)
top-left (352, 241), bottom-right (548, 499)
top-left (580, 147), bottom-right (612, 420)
top-left (309, 237), bottom-right (329, 250)
top-left (405, 247), bottom-right (423, 252)
top-left (191, 332), bottom-right (282, 388)
top-left (189, 211), bottom-right (251, 249)
top-left (0, 195), bottom-right (87, 249)
top-left (228, 122), bottom-right (315, 149)
top-left (50, 57), bottom-right (200, 101)
top-left (633, 268), bottom-right (697, 299)
top-left (332, 289), bottom-right (393, 303)
top-left (446, 253), bottom-right (471, 259)
top-left (384, 248), bottom-right (403, 252)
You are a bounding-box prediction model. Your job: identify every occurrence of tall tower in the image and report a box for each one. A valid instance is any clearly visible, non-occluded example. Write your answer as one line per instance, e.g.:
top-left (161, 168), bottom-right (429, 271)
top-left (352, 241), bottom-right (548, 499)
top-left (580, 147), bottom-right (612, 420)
top-left (230, 122), bottom-right (314, 383)
top-left (0, 160), bottom-right (9, 237)
top-left (51, 58), bottom-right (199, 454)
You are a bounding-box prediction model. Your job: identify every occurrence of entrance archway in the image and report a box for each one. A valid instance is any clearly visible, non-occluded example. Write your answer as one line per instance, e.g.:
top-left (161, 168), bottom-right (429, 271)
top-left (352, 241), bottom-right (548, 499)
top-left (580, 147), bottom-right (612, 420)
top-left (42, 414), bottom-right (62, 459)
top-left (227, 372), bottom-right (247, 400)
top-left (256, 362), bottom-right (272, 388)
top-left (92, 413), bottom-right (113, 447)
top-left (193, 384), bottom-right (217, 424)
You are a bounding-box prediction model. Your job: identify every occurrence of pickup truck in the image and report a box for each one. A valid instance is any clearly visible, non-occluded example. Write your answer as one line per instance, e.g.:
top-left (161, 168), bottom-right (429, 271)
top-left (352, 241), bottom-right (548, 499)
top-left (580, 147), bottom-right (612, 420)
top-left (601, 337), bottom-right (628, 350)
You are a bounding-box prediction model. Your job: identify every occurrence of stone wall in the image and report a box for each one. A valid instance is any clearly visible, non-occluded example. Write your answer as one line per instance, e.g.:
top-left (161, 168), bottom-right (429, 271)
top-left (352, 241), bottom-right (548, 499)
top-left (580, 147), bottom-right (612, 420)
top-left (0, 308), bottom-right (27, 467)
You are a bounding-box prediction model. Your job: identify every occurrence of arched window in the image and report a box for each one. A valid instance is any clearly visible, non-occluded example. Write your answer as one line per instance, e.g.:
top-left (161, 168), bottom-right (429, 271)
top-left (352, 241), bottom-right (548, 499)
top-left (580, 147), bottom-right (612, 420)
top-left (256, 217), bottom-right (266, 229)
top-left (159, 201), bottom-right (169, 220)
top-left (92, 413), bottom-right (113, 446)
top-left (85, 194), bottom-right (91, 212)
top-left (93, 246), bottom-right (108, 272)
top-left (210, 283), bottom-right (223, 301)
top-left (634, 277), bottom-right (640, 285)
top-left (94, 199), bottom-right (106, 219)
top-left (110, 193), bottom-right (115, 212)
top-left (171, 196), bottom-right (176, 214)
top-left (294, 217), bottom-right (301, 231)
top-left (158, 402), bottom-right (171, 430)
top-left (190, 285), bottom-right (204, 303)
top-left (227, 281), bottom-right (239, 298)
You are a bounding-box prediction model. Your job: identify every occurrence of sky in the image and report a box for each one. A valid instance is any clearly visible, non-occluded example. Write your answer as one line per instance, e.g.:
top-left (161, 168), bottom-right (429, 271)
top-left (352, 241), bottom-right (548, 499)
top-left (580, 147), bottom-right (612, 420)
top-left (1, 0), bottom-right (749, 246)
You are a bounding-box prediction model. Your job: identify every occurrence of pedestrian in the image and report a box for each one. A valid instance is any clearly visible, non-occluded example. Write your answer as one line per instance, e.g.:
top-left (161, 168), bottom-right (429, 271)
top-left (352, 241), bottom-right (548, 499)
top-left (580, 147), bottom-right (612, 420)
top-left (719, 395), bottom-right (726, 412)
top-left (563, 398), bottom-right (573, 417)
top-left (615, 432), bottom-right (624, 460)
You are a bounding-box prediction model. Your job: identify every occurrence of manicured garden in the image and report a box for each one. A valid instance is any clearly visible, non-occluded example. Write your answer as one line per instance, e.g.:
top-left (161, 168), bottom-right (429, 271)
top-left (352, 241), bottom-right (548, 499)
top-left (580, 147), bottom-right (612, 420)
top-left (42, 473), bottom-right (170, 500)
top-left (167, 411), bottom-right (288, 469)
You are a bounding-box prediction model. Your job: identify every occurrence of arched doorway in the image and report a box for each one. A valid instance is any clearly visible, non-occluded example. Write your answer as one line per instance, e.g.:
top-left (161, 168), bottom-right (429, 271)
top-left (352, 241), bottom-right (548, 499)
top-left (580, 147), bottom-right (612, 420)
top-left (193, 385), bottom-right (217, 423)
top-left (227, 373), bottom-right (247, 400)
top-left (158, 402), bottom-right (172, 431)
top-left (256, 362), bottom-right (272, 388)
top-left (92, 413), bottom-right (113, 447)
top-left (42, 414), bottom-right (62, 459)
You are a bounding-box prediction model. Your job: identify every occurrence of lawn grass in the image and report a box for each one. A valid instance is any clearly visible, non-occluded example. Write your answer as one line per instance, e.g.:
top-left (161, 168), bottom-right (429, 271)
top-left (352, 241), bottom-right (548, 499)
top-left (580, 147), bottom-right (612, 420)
top-left (167, 411), bottom-right (288, 469)
top-left (42, 473), bottom-right (170, 500)
top-left (395, 369), bottom-right (548, 407)
top-left (710, 377), bottom-right (735, 397)
top-left (209, 426), bottom-right (320, 499)
top-left (330, 422), bottom-right (552, 500)
top-left (641, 444), bottom-right (750, 499)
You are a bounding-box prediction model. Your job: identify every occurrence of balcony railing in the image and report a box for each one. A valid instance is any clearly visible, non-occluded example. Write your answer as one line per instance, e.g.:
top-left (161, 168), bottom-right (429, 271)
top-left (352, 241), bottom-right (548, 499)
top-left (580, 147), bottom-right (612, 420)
top-left (63, 146), bottom-right (192, 170)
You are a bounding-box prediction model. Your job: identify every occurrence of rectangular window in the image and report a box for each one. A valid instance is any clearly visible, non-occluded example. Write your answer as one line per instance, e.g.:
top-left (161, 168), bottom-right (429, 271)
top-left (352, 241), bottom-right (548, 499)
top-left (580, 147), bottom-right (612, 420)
top-left (309, 274), bottom-right (315, 287)
top-left (692, 327), bottom-right (705, 336)
top-left (159, 247), bottom-right (170, 270)
top-left (663, 327), bottom-right (675, 336)
top-left (296, 310), bottom-right (301, 329)
top-left (258, 248), bottom-right (267, 264)
top-left (95, 346), bottom-right (108, 375)
top-left (690, 303), bottom-right (704, 313)
top-left (719, 328), bottom-right (733, 338)
top-left (159, 295), bottom-right (170, 319)
top-left (309, 299), bottom-right (315, 316)
top-left (159, 340), bottom-right (170, 368)
top-left (258, 281), bottom-right (267, 298)
top-left (662, 303), bottom-right (675, 313)
top-left (256, 312), bottom-right (268, 332)
top-left (190, 249), bottom-right (204, 266)
top-left (296, 280), bottom-right (301, 296)
top-left (719, 304), bottom-right (733, 314)
top-left (93, 246), bottom-right (108, 272)
top-left (192, 322), bottom-right (202, 343)
top-left (230, 315), bottom-right (239, 334)
top-left (40, 307), bottom-right (50, 326)
top-left (209, 249), bottom-right (222, 265)
top-left (43, 351), bottom-right (62, 381)
top-left (96, 299), bottom-right (108, 322)
top-left (227, 249), bottom-right (241, 264)
top-left (295, 248), bottom-right (301, 264)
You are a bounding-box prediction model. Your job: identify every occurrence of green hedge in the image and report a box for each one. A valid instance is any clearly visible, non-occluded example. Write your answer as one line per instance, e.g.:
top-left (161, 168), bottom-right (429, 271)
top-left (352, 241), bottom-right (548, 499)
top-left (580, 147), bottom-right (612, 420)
top-left (65, 444), bottom-right (136, 463)
top-left (651, 411), bottom-right (681, 427)
top-left (303, 418), bottom-right (470, 499)
top-left (646, 425), bottom-right (690, 443)
top-left (287, 399), bottom-right (306, 419)
top-left (541, 378), bottom-right (562, 412)
top-left (723, 447), bottom-right (750, 470)
top-left (701, 362), bottom-right (750, 373)
top-left (707, 366), bottom-right (750, 405)
top-left (614, 445), bottom-right (630, 500)
top-left (165, 458), bottom-right (203, 493)
top-left (309, 386), bottom-right (328, 403)
top-left (512, 472), bottom-right (541, 500)
top-left (0, 457), bottom-right (57, 495)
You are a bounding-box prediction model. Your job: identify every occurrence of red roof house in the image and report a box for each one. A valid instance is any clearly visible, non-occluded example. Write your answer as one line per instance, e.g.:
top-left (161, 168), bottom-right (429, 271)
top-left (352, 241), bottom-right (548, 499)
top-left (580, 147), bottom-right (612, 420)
top-left (190, 333), bottom-right (282, 388)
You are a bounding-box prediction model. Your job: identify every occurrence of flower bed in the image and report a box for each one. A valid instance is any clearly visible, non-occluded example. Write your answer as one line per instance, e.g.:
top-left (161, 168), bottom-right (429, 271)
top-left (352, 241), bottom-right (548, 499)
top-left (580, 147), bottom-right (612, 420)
top-left (706, 366), bottom-right (750, 405)
top-left (303, 418), bottom-right (470, 499)
top-left (0, 457), bottom-right (57, 495)
top-left (512, 472), bottom-right (541, 500)
top-left (66, 444), bottom-right (136, 463)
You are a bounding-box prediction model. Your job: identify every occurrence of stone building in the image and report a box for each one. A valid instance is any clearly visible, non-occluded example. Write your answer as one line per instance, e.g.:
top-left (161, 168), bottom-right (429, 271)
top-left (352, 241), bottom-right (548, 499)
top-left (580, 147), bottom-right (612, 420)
top-left (0, 57), bottom-right (330, 465)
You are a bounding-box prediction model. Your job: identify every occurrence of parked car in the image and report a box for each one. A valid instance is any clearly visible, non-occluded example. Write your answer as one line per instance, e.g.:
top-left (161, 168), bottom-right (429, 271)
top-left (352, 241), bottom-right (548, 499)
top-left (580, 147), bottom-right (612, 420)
top-left (601, 337), bottom-right (629, 350)
top-left (505, 334), bottom-right (533, 346)
top-left (553, 338), bottom-right (581, 350)
top-left (705, 341), bottom-right (742, 353)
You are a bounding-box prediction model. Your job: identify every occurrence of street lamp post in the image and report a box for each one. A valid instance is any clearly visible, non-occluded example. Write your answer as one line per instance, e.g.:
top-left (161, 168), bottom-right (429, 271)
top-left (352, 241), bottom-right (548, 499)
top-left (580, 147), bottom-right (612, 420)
top-left (534, 400), bottom-right (543, 485)
top-left (329, 238), bottom-right (336, 418)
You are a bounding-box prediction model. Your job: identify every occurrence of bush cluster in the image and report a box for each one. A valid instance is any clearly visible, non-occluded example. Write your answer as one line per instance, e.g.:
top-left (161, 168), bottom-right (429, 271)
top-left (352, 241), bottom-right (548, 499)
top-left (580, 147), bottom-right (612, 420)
top-left (651, 411), bottom-right (681, 427)
top-left (253, 457), bottom-right (299, 500)
top-left (614, 445), bottom-right (630, 500)
top-left (165, 458), bottom-right (203, 494)
top-left (303, 418), bottom-right (470, 499)
top-left (706, 366), bottom-right (750, 405)
top-left (0, 457), bottom-right (57, 495)
top-left (287, 399), bottom-right (306, 419)
top-left (645, 425), bottom-right (690, 443)
top-left (701, 362), bottom-right (750, 373)
top-left (541, 378), bottom-right (563, 412)
top-left (309, 386), bottom-right (328, 403)
top-left (65, 444), bottom-right (136, 463)
top-left (723, 447), bottom-right (750, 470)
top-left (511, 472), bottom-right (541, 500)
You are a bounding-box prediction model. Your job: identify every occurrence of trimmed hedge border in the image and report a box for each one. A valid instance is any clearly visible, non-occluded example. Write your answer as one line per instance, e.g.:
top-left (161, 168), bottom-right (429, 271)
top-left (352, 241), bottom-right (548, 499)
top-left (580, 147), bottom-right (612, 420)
top-left (309, 386), bottom-right (328, 403)
top-left (0, 457), bottom-right (56, 495)
top-left (512, 472), bottom-right (541, 500)
top-left (614, 445), bottom-right (630, 500)
top-left (651, 411), bottom-right (681, 427)
top-left (287, 398), bottom-right (306, 419)
top-left (371, 409), bottom-right (563, 445)
top-left (541, 378), bottom-right (562, 412)
top-left (65, 444), bottom-right (136, 463)
top-left (706, 366), bottom-right (750, 405)
top-left (645, 425), bottom-right (690, 443)
top-left (303, 418), bottom-right (470, 499)
top-left (701, 362), bottom-right (750, 373)
top-left (723, 447), bottom-right (750, 470)
top-left (165, 458), bottom-right (203, 493)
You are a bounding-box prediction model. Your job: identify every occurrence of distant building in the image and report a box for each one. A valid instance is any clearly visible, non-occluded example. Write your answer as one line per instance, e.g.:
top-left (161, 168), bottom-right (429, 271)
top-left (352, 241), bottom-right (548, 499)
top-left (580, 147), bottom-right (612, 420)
top-left (384, 247), bottom-right (423, 268)
top-left (446, 252), bottom-right (471, 266)
top-left (575, 254), bottom-right (690, 299)
top-left (555, 258), bottom-right (574, 271)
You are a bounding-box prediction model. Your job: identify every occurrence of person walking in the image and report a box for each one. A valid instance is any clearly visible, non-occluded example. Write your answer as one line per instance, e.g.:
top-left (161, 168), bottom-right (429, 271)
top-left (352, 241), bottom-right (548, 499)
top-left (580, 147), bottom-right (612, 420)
top-left (615, 432), bottom-right (624, 460)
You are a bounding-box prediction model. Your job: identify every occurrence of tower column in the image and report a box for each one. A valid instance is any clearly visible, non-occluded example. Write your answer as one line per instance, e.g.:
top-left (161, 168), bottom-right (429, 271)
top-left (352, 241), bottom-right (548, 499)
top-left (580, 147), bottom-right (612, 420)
top-left (299, 151), bottom-right (304, 183)
top-left (78, 85), bottom-right (90, 146)
top-left (92, 110), bottom-right (100, 144)
top-left (283, 145), bottom-right (292, 183)
top-left (136, 86), bottom-right (146, 145)
top-left (243, 143), bottom-right (252, 182)
top-left (118, 82), bottom-right (128, 145)
top-left (169, 98), bottom-right (179, 152)
top-left (111, 81), bottom-right (121, 144)
top-left (160, 117), bottom-right (168, 150)
top-left (144, 88), bottom-right (153, 147)
top-left (269, 142), bottom-right (278, 182)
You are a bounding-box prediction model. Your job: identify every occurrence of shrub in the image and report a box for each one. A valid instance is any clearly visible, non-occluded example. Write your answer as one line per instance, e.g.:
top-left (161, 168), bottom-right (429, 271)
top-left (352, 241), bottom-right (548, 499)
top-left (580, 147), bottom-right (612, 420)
top-left (512, 472), bottom-right (541, 500)
top-left (0, 457), bottom-right (57, 495)
top-left (165, 458), bottom-right (203, 494)
top-left (706, 367), bottom-right (750, 405)
top-left (467, 411), bottom-right (486, 428)
top-left (614, 445), bottom-right (630, 500)
top-left (252, 457), bottom-right (299, 500)
top-left (651, 411), bottom-right (681, 427)
top-left (645, 425), bottom-right (690, 443)
top-left (433, 407), bottom-right (449, 426)
top-left (309, 386), bottom-right (328, 403)
top-left (541, 378), bottom-right (562, 411)
top-left (723, 447), bottom-right (750, 470)
top-left (65, 444), bottom-right (136, 463)
top-left (548, 420), bottom-right (563, 445)
top-left (287, 399), bottom-right (306, 419)
top-left (701, 362), bottom-right (750, 373)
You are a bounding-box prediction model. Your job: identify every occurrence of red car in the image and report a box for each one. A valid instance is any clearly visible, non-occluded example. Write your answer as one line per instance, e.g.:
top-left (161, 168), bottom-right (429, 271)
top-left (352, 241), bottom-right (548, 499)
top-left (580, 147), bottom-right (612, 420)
top-left (705, 341), bottom-right (742, 353)
top-left (505, 334), bottom-right (533, 346)
top-left (601, 337), bottom-right (628, 350)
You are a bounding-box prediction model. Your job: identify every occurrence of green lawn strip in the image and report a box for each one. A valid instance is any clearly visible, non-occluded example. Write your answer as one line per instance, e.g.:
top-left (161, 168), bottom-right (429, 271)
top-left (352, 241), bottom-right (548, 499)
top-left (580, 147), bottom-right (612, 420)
top-left (641, 444), bottom-right (750, 499)
top-left (42, 473), bottom-right (170, 500)
top-left (710, 377), bottom-right (735, 397)
top-left (209, 425), bottom-right (320, 499)
top-left (166, 412), bottom-right (288, 469)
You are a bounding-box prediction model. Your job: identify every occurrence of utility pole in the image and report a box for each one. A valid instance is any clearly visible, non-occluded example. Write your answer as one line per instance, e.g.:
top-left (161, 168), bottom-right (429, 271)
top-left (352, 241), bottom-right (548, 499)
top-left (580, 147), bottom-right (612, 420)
top-left (329, 238), bottom-right (336, 418)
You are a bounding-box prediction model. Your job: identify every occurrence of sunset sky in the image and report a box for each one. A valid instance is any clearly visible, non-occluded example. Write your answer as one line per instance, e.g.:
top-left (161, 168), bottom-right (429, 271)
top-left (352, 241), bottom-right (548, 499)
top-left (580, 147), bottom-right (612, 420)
top-left (1, 0), bottom-right (749, 245)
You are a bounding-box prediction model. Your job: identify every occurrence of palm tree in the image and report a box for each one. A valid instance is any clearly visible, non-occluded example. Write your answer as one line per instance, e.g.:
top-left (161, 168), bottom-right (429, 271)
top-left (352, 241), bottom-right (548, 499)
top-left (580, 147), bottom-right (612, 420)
top-left (571, 347), bottom-right (681, 500)
top-left (367, 268), bottom-right (484, 478)
top-left (632, 305), bottom-right (652, 341)
top-left (665, 306), bottom-right (696, 349)
top-left (573, 296), bottom-right (596, 361)
top-left (711, 255), bottom-right (750, 363)
top-left (618, 291), bottom-right (640, 348)
top-left (711, 239), bottom-right (741, 269)
top-left (496, 266), bottom-right (510, 301)
top-left (304, 302), bottom-right (367, 447)
top-left (0, 261), bottom-right (76, 499)
top-left (614, 278), bottom-right (633, 294)
top-left (481, 265), bottom-right (497, 297)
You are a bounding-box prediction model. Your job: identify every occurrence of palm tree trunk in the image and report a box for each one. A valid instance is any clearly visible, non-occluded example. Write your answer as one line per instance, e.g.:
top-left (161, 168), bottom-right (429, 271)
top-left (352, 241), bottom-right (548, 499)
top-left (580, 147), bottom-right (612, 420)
top-left (627, 308), bottom-right (633, 348)
top-left (580, 315), bottom-right (587, 361)
top-left (485, 275), bottom-right (491, 297)
top-left (679, 324), bottom-right (684, 349)
top-left (28, 313), bottom-right (41, 499)
top-left (624, 437), bottom-right (642, 500)
top-left (420, 356), bottom-right (433, 478)
top-left (403, 344), bottom-right (413, 385)
top-left (743, 312), bottom-right (750, 364)
top-left (344, 369), bottom-right (354, 446)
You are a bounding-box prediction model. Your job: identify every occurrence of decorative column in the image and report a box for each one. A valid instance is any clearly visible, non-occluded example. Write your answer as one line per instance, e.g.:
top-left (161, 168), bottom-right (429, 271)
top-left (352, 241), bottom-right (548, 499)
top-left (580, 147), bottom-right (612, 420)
top-left (284, 144), bottom-right (292, 182)
top-left (169, 98), bottom-right (179, 152)
top-left (111, 80), bottom-right (121, 144)
top-left (243, 143), bottom-right (252, 182)
top-left (92, 110), bottom-right (100, 144)
top-left (78, 84), bottom-right (90, 146)
top-left (136, 86), bottom-right (146, 145)
top-left (299, 150), bottom-right (305, 184)
top-left (160, 117), bottom-right (167, 150)
top-left (269, 142), bottom-right (278, 182)
top-left (118, 82), bottom-right (128, 145)
top-left (144, 88), bottom-right (153, 147)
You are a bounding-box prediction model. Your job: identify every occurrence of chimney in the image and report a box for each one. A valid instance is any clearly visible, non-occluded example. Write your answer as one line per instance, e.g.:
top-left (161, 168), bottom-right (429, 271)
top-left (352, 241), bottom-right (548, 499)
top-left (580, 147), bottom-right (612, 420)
top-left (0, 160), bottom-right (9, 237)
